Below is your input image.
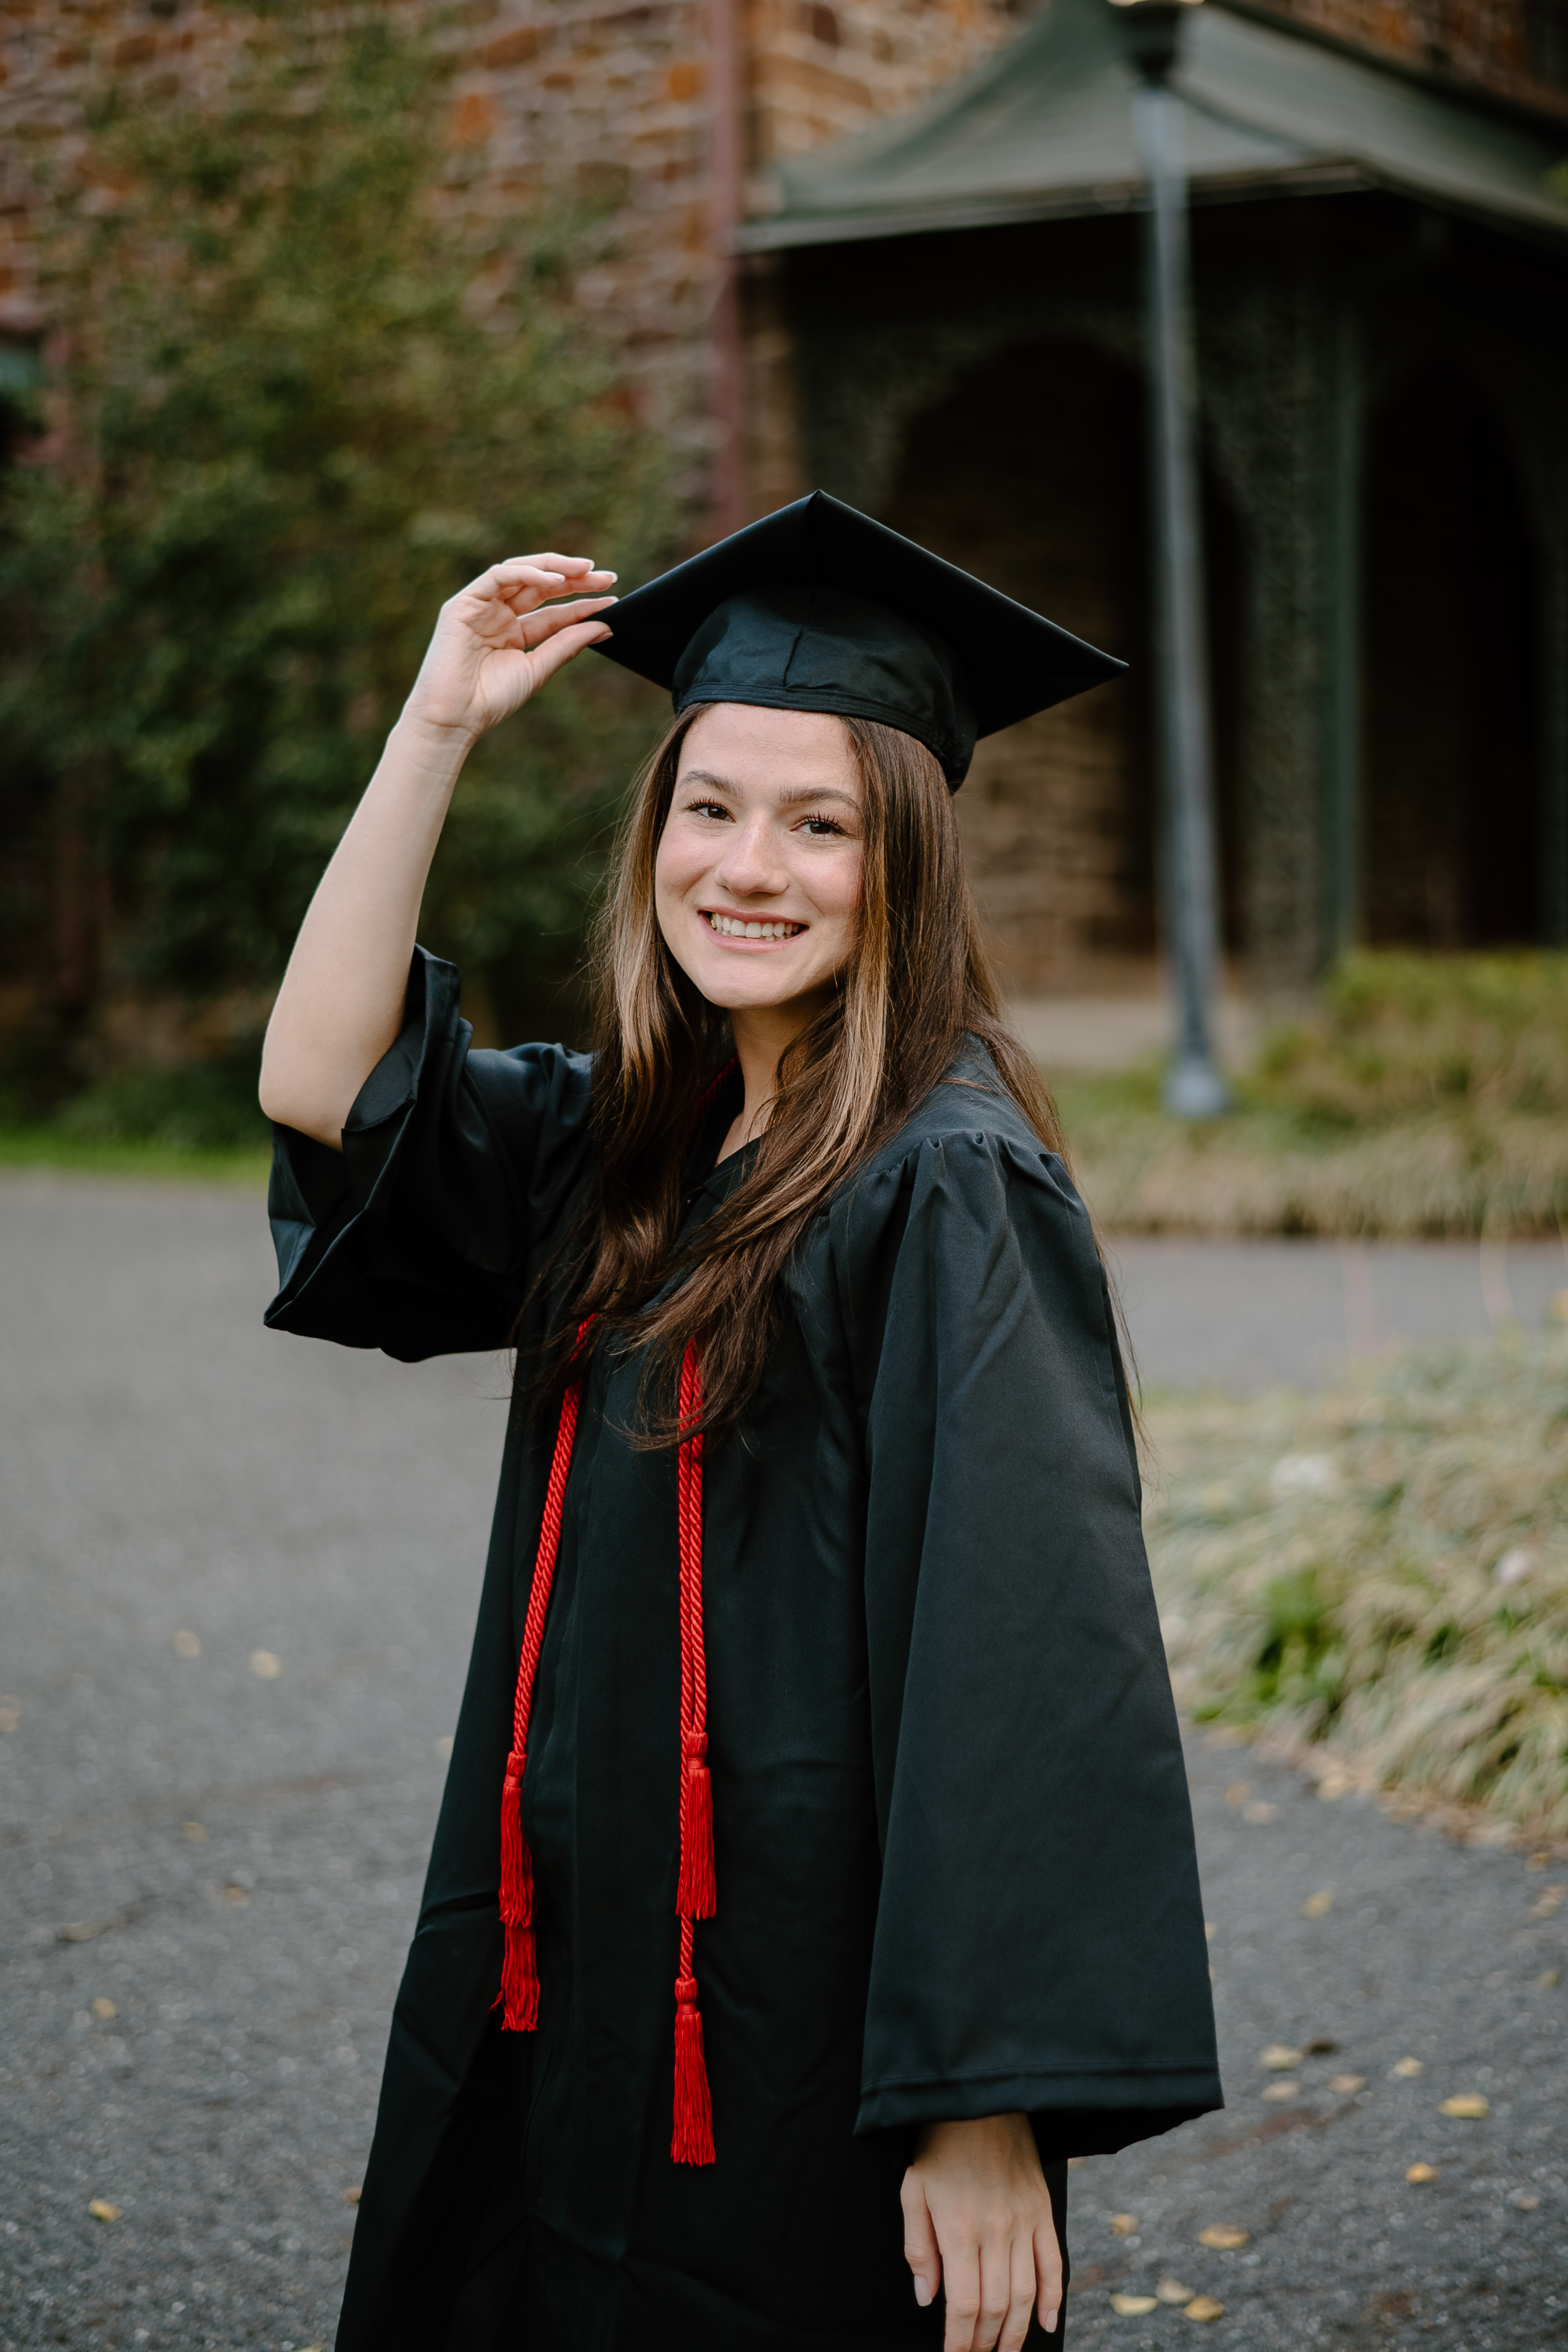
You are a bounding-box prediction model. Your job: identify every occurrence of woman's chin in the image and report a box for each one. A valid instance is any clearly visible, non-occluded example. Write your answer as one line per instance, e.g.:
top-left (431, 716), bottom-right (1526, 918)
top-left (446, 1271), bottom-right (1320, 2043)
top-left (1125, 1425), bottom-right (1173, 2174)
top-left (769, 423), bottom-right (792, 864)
top-left (693, 961), bottom-right (829, 1017)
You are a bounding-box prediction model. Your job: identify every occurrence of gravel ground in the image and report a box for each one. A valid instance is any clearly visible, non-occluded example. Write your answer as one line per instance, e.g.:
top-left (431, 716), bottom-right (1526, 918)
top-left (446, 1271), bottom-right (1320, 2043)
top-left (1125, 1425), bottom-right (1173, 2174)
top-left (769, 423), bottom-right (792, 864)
top-left (1, 1176), bottom-right (1564, 2350)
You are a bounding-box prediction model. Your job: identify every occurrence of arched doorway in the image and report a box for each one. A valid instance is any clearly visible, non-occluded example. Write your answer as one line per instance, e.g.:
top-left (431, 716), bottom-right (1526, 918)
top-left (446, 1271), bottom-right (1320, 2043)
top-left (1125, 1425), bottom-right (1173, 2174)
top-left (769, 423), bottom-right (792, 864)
top-left (1361, 367), bottom-right (1540, 947)
top-left (880, 339), bottom-right (1241, 993)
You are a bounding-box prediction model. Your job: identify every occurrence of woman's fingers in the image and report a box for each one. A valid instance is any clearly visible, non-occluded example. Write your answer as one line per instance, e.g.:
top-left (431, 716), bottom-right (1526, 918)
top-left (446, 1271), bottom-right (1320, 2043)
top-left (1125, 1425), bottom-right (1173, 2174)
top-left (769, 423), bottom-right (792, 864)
top-left (485, 555), bottom-right (618, 609)
top-left (513, 614), bottom-right (615, 695)
top-left (939, 2243), bottom-right (981, 2352)
top-left (996, 2232), bottom-right (1036, 2352)
top-left (1034, 2211), bottom-right (1064, 2337)
top-left (967, 2237), bottom-right (1015, 2352)
top-left (900, 2172), bottom-right (942, 2313)
top-left (517, 593), bottom-right (619, 646)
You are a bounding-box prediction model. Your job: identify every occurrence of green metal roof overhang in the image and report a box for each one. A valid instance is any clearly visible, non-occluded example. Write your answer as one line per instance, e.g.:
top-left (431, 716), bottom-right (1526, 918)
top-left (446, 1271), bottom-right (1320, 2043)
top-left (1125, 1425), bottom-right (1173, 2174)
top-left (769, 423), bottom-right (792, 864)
top-left (736, 0), bottom-right (1568, 253)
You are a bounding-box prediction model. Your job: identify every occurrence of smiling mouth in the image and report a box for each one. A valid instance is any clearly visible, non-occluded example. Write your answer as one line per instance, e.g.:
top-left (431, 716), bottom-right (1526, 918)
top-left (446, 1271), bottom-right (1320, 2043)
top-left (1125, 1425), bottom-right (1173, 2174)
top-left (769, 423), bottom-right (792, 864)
top-left (703, 912), bottom-right (805, 941)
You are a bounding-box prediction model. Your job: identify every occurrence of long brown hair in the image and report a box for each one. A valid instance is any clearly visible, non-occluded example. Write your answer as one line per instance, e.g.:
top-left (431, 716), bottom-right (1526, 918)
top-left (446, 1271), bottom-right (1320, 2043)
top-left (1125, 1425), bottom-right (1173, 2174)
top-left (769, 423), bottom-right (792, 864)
top-left (529, 705), bottom-right (1074, 1442)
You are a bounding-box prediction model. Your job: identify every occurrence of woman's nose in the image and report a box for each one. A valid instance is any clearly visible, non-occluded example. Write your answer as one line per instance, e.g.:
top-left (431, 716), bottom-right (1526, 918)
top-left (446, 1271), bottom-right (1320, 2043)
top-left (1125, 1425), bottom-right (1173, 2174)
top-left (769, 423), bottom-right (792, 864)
top-left (714, 820), bottom-right (785, 896)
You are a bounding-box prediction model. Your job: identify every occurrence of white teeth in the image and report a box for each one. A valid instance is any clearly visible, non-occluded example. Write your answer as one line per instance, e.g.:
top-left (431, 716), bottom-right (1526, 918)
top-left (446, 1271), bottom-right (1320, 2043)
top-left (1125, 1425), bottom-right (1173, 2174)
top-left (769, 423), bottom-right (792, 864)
top-left (704, 913), bottom-right (803, 940)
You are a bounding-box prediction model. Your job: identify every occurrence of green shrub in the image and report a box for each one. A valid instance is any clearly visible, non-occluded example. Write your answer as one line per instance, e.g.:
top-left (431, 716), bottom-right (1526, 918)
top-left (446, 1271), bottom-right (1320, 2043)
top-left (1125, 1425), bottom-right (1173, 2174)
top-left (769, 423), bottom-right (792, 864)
top-left (54, 1056), bottom-right (269, 1153)
top-left (0, 0), bottom-right (676, 1081)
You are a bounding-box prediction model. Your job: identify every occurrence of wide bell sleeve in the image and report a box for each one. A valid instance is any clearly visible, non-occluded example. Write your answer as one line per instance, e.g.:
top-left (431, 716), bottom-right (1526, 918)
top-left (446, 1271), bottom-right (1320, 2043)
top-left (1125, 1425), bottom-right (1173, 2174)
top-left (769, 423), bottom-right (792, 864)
top-left (264, 946), bottom-right (594, 1360)
top-left (838, 1126), bottom-right (1222, 2157)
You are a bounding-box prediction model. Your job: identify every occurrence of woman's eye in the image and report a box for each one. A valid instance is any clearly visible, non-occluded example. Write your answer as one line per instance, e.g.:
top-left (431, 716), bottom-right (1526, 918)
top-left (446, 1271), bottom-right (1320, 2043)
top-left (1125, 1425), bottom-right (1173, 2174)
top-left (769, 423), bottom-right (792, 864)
top-left (799, 815), bottom-right (846, 838)
top-left (688, 799), bottom-right (731, 821)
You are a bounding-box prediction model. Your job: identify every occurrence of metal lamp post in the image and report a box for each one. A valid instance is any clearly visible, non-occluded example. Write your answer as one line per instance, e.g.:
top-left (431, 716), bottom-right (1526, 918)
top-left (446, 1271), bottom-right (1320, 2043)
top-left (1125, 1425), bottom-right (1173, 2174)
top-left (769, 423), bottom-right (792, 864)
top-left (1109, 0), bottom-right (1229, 1117)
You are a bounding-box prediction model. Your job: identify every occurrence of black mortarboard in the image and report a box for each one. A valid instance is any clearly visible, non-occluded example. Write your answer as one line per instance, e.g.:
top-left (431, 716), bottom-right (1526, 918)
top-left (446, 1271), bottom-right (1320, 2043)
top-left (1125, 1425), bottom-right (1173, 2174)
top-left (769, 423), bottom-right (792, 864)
top-left (591, 490), bottom-right (1126, 789)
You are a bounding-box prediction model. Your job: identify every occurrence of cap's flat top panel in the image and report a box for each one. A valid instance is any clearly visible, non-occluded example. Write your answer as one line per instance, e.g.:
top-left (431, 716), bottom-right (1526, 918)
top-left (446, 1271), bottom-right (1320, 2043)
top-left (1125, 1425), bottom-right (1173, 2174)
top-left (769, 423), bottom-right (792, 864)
top-left (753, 0), bottom-right (1568, 244)
top-left (592, 491), bottom-right (1127, 783)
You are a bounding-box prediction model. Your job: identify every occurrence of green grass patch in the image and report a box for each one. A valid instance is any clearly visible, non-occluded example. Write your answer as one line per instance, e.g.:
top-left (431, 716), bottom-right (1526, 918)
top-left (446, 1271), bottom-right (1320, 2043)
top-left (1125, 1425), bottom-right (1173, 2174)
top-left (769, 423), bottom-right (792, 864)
top-left (0, 1125), bottom-right (271, 1184)
top-left (1144, 1336), bottom-right (1568, 1837)
top-left (0, 1055), bottom-right (273, 1183)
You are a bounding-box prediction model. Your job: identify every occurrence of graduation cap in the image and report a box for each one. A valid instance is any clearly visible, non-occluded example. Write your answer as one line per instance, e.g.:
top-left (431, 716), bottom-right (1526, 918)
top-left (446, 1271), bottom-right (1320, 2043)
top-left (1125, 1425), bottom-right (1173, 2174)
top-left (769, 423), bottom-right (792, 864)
top-left (591, 490), bottom-right (1126, 789)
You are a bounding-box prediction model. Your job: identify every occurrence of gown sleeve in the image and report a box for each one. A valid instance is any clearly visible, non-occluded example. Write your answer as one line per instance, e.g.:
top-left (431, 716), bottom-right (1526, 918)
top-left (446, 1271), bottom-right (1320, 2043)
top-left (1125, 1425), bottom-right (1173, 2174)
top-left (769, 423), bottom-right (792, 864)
top-left (834, 1123), bottom-right (1223, 2156)
top-left (264, 947), bottom-right (595, 1359)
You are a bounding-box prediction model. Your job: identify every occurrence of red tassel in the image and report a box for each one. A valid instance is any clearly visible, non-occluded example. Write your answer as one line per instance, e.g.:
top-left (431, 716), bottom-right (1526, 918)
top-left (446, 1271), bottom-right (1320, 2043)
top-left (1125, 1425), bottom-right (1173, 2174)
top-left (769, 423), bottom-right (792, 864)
top-left (677, 1731), bottom-right (717, 1920)
top-left (496, 1751), bottom-right (538, 2031)
top-left (499, 1918), bottom-right (540, 2032)
top-left (671, 1977), bottom-right (715, 2165)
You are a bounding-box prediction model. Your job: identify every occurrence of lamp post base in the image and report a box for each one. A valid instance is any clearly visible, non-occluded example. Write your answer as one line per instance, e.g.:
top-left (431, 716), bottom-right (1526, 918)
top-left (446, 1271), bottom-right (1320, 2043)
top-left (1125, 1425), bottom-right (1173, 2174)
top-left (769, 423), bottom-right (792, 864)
top-left (1164, 1051), bottom-right (1231, 1118)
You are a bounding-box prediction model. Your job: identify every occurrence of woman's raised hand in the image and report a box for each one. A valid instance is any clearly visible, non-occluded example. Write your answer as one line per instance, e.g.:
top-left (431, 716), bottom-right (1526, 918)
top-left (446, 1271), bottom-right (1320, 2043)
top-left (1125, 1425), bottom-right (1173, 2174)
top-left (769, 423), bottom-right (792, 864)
top-left (260, 552), bottom-right (615, 1147)
top-left (902, 2113), bottom-right (1063, 2350)
top-left (403, 554), bottom-right (617, 741)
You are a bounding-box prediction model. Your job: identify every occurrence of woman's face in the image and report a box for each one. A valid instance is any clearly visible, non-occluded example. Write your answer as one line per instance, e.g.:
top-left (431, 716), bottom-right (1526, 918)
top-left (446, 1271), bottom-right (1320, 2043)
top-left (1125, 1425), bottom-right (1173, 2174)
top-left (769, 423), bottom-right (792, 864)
top-left (655, 703), bottom-right (864, 1021)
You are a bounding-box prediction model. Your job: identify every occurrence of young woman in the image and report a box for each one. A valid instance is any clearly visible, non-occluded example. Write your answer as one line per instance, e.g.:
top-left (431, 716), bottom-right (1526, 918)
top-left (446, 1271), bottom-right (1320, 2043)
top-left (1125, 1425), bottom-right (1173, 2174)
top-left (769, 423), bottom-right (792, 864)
top-left (260, 495), bottom-right (1221, 2352)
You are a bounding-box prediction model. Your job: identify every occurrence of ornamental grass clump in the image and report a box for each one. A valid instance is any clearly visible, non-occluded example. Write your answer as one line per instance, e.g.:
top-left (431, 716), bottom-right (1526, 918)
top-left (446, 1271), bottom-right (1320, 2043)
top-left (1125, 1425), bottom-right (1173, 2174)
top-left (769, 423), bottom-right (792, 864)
top-left (1143, 1337), bottom-right (1568, 1837)
top-left (1060, 951), bottom-right (1568, 1236)
top-left (1256, 950), bottom-right (1568, 1121)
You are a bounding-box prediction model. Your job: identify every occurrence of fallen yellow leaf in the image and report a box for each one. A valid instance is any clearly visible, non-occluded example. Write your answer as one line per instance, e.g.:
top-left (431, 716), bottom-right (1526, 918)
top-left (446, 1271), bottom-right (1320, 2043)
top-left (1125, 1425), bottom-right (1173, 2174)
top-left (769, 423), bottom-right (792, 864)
top-left (1406, 2163), bottom-right (1437, 2183)
top-left (1392, 2057), bottom-right (1424, 2078)
top-left (1156, 2279), bottom-right (1196, 2304)
top-left (1224, 1781), bottom-right (1250, 1806)
top-left (250, 1649), bottom-right (281, 1680)
top-left (1301, 1890), bottom-right (1334, 1918)
top-left (1329, 2074), bottom-right (1367, 2094)
top-left (1532, 1885), bottom-right (1564, 1918)
top-left (1109, 2212), bottom-right (1138, 2236)
top-left (1262, 2081), bottom-right (1299, 2102)
top-left (1439, 2094), bottom-right (1490, 2119)
top-left (0, 1702), bottom-right (19, 1733)
top-left (1197, 2224), bottom-right (1249, 2249)
top-left (172, 1630), bottom-right (201, 1659)
top-left (1184, 2298), bottom-right (1226, 2323)
top-left (1261, 2044), bottom-right (1301, 2070)
top-left (343, 2185), bottom-right (363, 2205)
top-left (1243, 1800), bottom-right (1278, 1823)
top-left (1512, 2191), bottom-right (1541, 2210)
top-left (181, 1822), bottom-right (209, 1844)
top-left (91, 1998), bottom-right (117, 2021)
top-left (88, 2200), bottom-right (121, 2223)
top-left (222, 1884), bottom-right (251, 1906)
top-left (1539, 1968), bottom-right (1562, 1988)
top-left (1109, 2295), bottom-right (1158, 2317)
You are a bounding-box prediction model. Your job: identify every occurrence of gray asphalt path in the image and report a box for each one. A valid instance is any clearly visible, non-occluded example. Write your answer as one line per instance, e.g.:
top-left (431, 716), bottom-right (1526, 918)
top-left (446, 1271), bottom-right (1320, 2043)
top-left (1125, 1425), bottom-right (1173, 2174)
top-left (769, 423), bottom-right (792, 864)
top-left (1109, 1236), bottom-right (1568, 1396)
top-left (1, 1177), bottom-right (1564, 2351)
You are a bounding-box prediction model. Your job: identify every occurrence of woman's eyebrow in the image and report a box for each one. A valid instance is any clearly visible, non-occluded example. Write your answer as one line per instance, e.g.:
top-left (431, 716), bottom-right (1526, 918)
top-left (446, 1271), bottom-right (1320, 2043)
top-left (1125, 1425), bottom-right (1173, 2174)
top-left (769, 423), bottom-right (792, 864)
top-left (775, 785), bottom-right (860, 809)
top-left (676, 771), bottom-right (860, 812)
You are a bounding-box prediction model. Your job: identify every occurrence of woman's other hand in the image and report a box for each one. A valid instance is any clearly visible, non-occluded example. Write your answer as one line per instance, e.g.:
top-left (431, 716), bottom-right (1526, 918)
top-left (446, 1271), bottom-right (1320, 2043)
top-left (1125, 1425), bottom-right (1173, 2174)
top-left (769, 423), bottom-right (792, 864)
top-left (403, 554), bottom-right (617, 741)
top-left (902, 2112), bottom-right (1062, 2351)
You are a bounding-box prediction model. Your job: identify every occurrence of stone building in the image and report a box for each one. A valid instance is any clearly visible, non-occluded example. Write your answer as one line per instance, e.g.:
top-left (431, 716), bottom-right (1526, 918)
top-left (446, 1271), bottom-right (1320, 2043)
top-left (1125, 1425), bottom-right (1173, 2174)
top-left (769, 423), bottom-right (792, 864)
top-left (4, 0), bottom-right (1567, 1001)
top-left (739, 0), bottom-right (1568, 991)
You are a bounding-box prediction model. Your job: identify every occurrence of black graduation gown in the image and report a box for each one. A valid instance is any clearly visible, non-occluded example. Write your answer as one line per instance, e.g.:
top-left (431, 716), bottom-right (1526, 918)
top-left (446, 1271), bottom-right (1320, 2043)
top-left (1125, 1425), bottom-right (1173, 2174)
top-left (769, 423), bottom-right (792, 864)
top-left (265, 950), bottom-right (1221, 2352)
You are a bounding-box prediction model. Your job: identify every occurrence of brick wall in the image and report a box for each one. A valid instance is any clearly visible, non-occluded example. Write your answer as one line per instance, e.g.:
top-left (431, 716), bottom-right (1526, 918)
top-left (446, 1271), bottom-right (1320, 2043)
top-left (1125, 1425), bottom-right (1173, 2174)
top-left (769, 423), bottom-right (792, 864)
top-left (3, 0), bottom-right (1557, 460)
top-left (0, 0), bottom-right (1016, 484)
top-left (879, 337), bottom-right (1161, 991)
top-left (1266, 0), bottom-right (1567, 110)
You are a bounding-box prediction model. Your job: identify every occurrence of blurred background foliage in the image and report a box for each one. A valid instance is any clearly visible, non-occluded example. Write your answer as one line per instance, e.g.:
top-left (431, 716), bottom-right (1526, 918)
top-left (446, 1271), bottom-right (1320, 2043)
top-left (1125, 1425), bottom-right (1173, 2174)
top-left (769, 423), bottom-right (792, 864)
top-left (0, 0), bottom-right (677, 1131)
